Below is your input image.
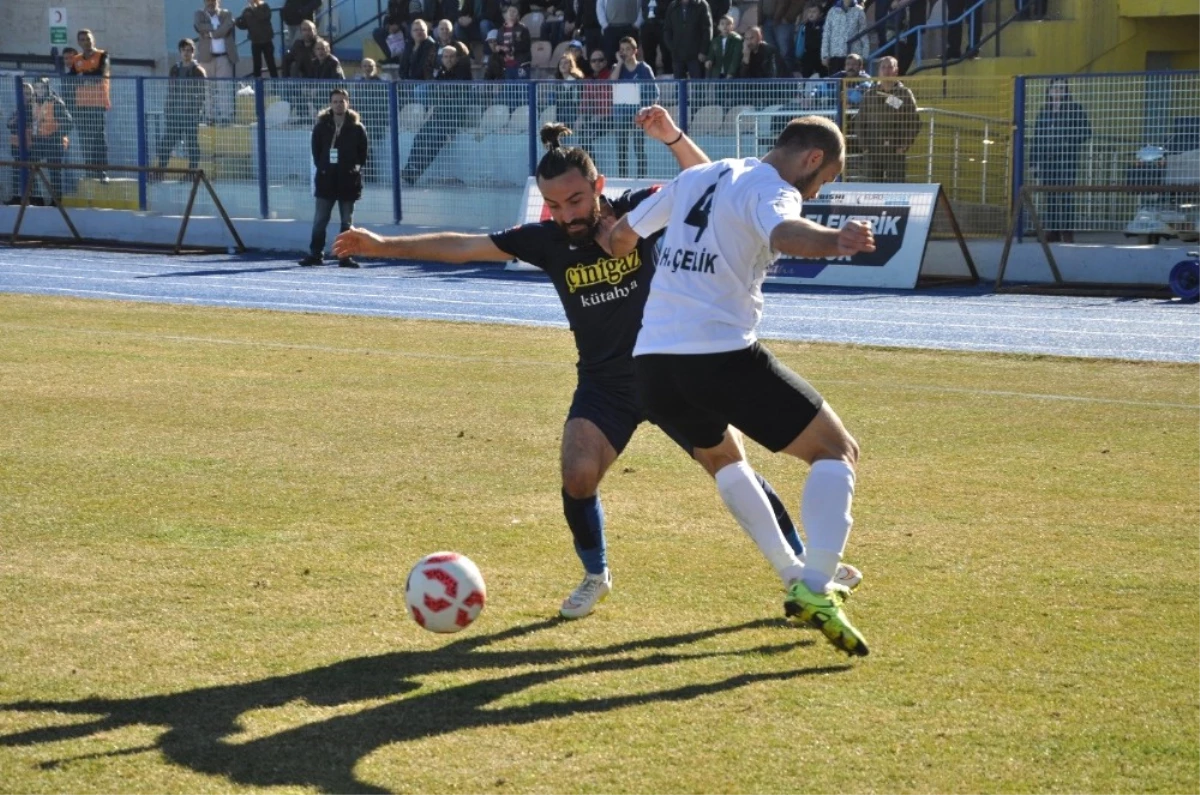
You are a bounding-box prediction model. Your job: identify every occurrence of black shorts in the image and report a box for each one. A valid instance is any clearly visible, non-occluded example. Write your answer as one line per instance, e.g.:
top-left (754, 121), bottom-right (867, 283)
top-left (634, 342), bottom-right (824, 452)
top-left (568, 374), bottom-right (692, 456)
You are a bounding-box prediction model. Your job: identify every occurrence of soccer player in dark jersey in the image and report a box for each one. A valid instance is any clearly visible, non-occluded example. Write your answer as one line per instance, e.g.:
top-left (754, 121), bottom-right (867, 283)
top-left (333, 107), bottom-right (861, 619)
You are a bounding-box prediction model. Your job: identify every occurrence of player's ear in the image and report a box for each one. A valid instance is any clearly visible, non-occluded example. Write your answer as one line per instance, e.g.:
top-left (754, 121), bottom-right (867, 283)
top-left (593, 174), bottom-right (606, 196)
top-left (805, 149), bottom-right (825, 172)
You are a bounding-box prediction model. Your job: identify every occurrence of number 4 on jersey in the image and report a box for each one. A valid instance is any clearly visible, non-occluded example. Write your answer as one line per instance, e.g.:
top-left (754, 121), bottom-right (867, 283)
top-left (683, 168), bottom-right (729, 243)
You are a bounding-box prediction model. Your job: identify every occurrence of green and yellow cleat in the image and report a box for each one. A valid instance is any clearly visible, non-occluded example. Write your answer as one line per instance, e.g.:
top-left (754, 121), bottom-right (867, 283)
top-left (784, 579), bottom-right (870, 657)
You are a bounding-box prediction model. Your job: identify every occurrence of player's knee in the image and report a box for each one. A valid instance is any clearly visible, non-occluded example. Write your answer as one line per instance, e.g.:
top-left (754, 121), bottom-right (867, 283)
top-left (561, 465), bottom-right (601, 499)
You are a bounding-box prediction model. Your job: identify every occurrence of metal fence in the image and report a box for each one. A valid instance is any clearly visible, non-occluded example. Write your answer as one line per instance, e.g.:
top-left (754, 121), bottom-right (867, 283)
top-left (3, 71), bottom-right (1197, 238)
top-left (1018, 72), bottom-right (1200, 236)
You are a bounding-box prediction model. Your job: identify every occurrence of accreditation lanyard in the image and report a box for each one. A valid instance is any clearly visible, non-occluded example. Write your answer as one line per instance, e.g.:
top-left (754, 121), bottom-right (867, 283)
top-left (330, 119), bottom-right (344, 164)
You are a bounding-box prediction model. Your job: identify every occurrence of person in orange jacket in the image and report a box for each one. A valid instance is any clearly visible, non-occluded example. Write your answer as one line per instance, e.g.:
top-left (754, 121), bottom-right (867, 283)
top-left (64, 29), bottom-right (111, 182)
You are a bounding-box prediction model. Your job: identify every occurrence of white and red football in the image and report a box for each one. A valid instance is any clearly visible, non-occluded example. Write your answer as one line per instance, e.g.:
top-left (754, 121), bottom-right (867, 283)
top-left (404, 552), bottom-right (487, 633)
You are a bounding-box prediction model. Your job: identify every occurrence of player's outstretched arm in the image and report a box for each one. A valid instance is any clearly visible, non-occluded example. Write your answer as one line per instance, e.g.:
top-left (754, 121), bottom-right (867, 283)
top-left (636, 105), bottom-right (710, 170)
top-left (769, 218), bottom-right (876, 259)
top-left (333, 227), bottom-right (511, 264)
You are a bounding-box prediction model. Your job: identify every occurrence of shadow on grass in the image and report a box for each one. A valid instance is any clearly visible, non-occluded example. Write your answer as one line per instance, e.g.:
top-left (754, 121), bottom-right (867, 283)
top-left (1, 618), bottom-right (848, 794)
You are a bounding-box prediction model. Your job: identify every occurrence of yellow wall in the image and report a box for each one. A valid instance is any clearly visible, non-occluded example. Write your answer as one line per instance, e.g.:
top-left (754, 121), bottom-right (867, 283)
top-left (947, 0), bottom-right (1198, 76)
top-left (1118, 0), bottom-right (1199, 17)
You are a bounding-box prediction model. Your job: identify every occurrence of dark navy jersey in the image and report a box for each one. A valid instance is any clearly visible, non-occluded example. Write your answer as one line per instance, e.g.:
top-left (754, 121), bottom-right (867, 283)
top-left (490, 187), bottom-right (662, 383)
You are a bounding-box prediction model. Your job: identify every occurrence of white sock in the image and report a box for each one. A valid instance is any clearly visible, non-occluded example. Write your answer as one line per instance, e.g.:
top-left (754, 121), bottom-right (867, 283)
top-left (715, 461), bottom-right (805, 585)
top-left (800, 459), bottom-right (856, 592)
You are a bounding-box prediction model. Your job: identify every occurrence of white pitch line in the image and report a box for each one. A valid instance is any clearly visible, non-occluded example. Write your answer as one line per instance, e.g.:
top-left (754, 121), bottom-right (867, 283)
top-left (3, 321), bottom-right (1195, 410)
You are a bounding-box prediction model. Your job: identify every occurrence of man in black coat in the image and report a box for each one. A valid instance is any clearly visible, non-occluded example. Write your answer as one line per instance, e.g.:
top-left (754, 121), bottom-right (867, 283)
top-left (663, 0), bottom-right (712, 78)
top-left (300, 87), bottom-right (369, 268)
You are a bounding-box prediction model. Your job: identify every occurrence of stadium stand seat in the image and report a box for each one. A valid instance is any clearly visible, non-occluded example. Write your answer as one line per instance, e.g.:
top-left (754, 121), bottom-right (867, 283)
top-left (521, 12), bottom-right (545, 39)
top-left (737, 3), bottom-right (758, 33)
top-left (399, 103), bottom-right (428, 132)
top-left (724, 105), bottom-right (755, 135)
top-left (479, 104), bottom-right (513, 134)
top-left (507, 105), bottom-right (531, 134)
top-left (690, 104), bottom-right (726, 135)
top-left (550, 41), bottom-right (572, 67)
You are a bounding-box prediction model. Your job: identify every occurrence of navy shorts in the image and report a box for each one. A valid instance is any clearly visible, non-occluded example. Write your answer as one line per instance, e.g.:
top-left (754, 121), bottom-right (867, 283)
top-left (567, 374), bottom-right (692, 456)
top-left (634, 342), bottom-right (824, 452)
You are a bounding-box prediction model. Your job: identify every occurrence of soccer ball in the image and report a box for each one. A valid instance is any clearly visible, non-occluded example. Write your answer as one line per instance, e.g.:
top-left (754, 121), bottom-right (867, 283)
top-left (405, 551), bottom-right (487, 633)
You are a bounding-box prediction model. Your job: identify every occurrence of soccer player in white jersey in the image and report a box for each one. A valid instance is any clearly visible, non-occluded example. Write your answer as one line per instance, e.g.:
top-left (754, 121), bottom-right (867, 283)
top-left (595, 115), bottom-right (877, 656)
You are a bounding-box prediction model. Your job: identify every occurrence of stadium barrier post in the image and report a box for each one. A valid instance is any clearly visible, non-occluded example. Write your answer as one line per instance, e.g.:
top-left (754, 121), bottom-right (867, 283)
top-left (255, 78), bottom-right (270, 219)
top-left (527, 81), bottom-right (539, 175)
top-left (679, 80), bottom-right (688, 134)
top-left (200, 171), bottom-right (247, 253)
top-left (136, 78), bottom-right (148, 212)
top-left (1012, 75), bottom-right (1025, 244)
top-left (389, 81), bottom-right (401, 224)
top-left (14, 78), bottom-right (30, 203)
top-left (937, 187), bottom-right (979, 281)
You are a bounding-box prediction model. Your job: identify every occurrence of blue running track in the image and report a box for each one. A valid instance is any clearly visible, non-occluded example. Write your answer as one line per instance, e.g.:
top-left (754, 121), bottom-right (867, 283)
top-left (1, 248), bottom-right (1196, 364)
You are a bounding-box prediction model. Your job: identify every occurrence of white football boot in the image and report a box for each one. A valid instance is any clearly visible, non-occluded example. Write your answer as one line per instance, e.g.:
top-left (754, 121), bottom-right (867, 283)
top-left (560, 569), bottom-right (612, 619)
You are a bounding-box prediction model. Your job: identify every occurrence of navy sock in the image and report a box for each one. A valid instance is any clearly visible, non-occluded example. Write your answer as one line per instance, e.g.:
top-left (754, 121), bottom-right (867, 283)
top-left (562, 489), bottom-right (608, 575)
top-left (756, 472), bottom-right (805, 558)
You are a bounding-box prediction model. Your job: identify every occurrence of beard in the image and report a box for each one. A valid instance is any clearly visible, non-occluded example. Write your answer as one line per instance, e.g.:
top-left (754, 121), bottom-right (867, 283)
top-left (793, 168), bottom-right (825, 200)
top-left (557, 201), bottom-right (602, 244)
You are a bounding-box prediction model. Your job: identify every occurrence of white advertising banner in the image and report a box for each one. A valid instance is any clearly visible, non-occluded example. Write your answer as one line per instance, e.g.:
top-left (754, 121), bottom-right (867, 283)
top-left (507, 178), bottom-right (940, 289)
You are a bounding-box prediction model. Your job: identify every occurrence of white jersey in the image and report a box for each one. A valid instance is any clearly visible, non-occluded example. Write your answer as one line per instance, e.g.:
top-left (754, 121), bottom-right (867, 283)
top-left (627, 158), bottom-right (803, 356)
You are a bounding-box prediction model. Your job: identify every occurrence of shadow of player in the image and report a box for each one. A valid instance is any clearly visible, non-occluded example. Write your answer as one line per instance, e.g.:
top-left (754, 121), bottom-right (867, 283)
top-left (1, 618), bottom-right (847, 793)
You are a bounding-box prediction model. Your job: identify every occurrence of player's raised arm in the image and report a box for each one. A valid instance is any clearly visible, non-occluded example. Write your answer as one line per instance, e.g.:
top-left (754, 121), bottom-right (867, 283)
top-left (332, 228), bottom-right (511, 264)
top-left (636, 105), bottom-right (710, 170)
top-left (768, 217), bottom-right (876, 259)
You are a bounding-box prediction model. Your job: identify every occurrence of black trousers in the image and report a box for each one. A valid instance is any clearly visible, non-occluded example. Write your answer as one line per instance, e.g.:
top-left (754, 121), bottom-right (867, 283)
top-left (32, 138), bottom-right (66, 199)
top-left (250, 42), bottom-right (279, 78)
top-left (74, 107), bottom-right (109, 169)
top-left (156, 116), bottom-right (201, 170)
top-left (638, 19), bottom-right (670, 73)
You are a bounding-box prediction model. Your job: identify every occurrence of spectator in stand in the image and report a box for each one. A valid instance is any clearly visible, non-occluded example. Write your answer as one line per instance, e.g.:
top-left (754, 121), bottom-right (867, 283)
top-left (156, 39), bottom-right (206, 179)
top-left (353, 58), bottom-right (389, 184)
top-left (237, 0), bottom-right (279, 78)
top-left (637, 0), bottom-right (671, 75)
top-left (373, 0), bottom-right (410, 63)
top-left (194, 0), bottom-right (239, 126)
top-left (759, 0), bottom-right (778, 64)
top-left (402, 19), bottom-right (439, 80)
top-left (482, 28), bottom-right (506, 79)
top-left (58, 47), bottom-right (79, 111)
top-left (598, 0), bottom-right (641, 61)
top-left (441, 0), bottom-right (483, 42)
top-left (574, 48), bottom-right (613, 147)
top-left (794, 1), bottom-right (826, 77)
top-left (283, 18), bottom-right (319, 76)
top-left (380, 21), bottom-right (409, 65)
top-left (300, 87), bottom-right (368, 268)
top-left (401, 46), bottom-right (472, 185)
top-left (435, 17), bottom-right (473, 63)
top-left (282, 0), bottom-right (322, 46)
top-left (608, 35), bottom-right (656, 177)
top-left (894, 0), bottom-right (927, 74)
top-left (942, 0), bottom-right (982, 60)
top-left (664, 0), bottom-right (712, 79)
top-left (821, 0), bottom-right (865, 74)
top-left (1029, 77), bottom-right (1090, 243)
top-left (564, 0), bottom-right (603, 56)
top-left (703, 14), bottom-right (742, 78)
top-left (567, 39), bottom-right (593, 76)
top-left (497, 5), bottom-right (533, 79)
top-left (6, 83), bottom-right (33, 204)
top-left (29, 78), bottom-right (72, 205)
top-left (771, 0), bottom-right (805, 74)
top-left (739, 26), bottom-right (779, 78)
top-left (312, 38), bottom-right (345, 79)
top-left (855, 55), bottom-right (919, 182)
top-left (65, 29), bottom-right (111, 183)
top-left (551, 52), bottom-right (585, 129)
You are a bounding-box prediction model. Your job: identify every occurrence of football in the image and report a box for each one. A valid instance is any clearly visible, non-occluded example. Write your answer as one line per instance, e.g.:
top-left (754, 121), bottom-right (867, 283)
top-left (405, 552), bottom-right (487, 633)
